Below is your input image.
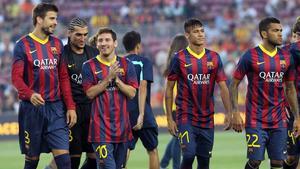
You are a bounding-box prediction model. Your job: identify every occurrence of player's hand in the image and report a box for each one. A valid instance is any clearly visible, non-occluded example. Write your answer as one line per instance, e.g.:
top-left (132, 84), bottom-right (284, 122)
top-left (30, 93), bottom-right (45, 106)
top-left (224, 113), bottom-right (232, 130)
top-left (293, 117), bottom-right (300, 137)
top-left (133, 114), bottom-right (144, 131)
top-left (108, 61), bottom-right (120, 81)
top-left (66, 110), bottom-right (77, 128)
top-left (167, 119), bottom-right (178, 136)
top-left (232, 112), bottom-right (244, 133)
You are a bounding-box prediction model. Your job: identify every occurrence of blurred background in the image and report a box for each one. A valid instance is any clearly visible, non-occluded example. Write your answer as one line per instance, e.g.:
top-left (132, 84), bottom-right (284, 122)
top-left (1, 0), bottom-right (299, 168)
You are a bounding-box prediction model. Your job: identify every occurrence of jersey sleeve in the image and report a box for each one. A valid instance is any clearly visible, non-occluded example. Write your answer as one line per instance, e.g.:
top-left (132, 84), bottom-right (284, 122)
top-left (216, 54), bottom-right (227, 82)
top-left (233, 51), bottom-right (250, 80)
top-left (58, 40), bottom-right (75, 110)
top-left (11, 41), bottom-right (34, 100)
top-left (82, 62), bottom-right (96, 91)
top-left (167, 55), bottom-right (180, 81)
top-left (284, 53), bottom-right (296, 81)
top-left (126, 61), bottom-right (139, 89)
top-left (142, 58), bottom-right (153, 83)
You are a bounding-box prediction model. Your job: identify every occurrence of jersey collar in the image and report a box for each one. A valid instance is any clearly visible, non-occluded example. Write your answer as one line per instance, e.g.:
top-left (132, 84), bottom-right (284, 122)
top-left (29, 33), bottom-right (49, 44)
top-left (96, 55), bottom-right (117, 66)
top-left (187, 46), bottom-right (205, 59)
top-left (258, 44), bottom-right (277, 57)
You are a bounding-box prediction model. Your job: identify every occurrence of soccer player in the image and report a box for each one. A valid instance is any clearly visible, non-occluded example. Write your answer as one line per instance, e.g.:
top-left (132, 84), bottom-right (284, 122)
top-left (283, 18), bottom-right (300, 169)
top-left (160, 34), bottom-right (188, 169)
top-left (122, 31), bottom-right (160, 169)
top-left (81, 28), bottom-right (138, 169)
top-left (45, 18), bottom-right (98, 169)
top-left (230, 17), bottom-right (300, 169)
top-left (11, 3), bottom-right (76, 169)
top-left (165, 18), bottom-right (232, 169)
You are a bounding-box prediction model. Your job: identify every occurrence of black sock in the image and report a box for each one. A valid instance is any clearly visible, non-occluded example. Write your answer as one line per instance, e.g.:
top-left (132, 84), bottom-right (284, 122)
top-left (54, 154), bottom-right (71, 169)
top-left (245, 161), bottom-right (259, 169)
top-left (24, 159), bottom-right (39, 169)
top-left (71, 157), bottom-right (81, 169)
top-left (80, 157), bottom-right (97, 169)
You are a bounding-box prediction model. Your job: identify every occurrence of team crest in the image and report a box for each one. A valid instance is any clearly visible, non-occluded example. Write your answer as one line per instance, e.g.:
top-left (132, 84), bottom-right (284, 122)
top-left (280, 60), bottom-right (286, 69)
top-left (119, 68), bottom-right (125, 76)
top-left (51, 47), bottom-right (58, 55)
top-left (207, 61), bottom-right (214, 69)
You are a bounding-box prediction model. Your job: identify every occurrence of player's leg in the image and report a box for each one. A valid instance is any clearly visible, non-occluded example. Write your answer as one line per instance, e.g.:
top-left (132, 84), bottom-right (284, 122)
top-left (92, 143), bottom-right (116, 169)
top-left (47, 101), bottom-right (72, 169)
top-left (178, 124), bottom-right (196, 169)
top-left (122, 130), bottom-right (138, 169)
top-left (114, 142), bottom-right (129, 169)
top-left (19, 101), bottom-right (44, 169)
top-left (244, 128), bottom-right (266, 169)
top-left (80, 153), bottom-right (97, 169)
top-left (172, 136), bottom-right (181, 169)
top-left (160, 137), bottom-right (175, 168)
top-left (139, 127), bottom-right (159, 169)
top-left (195, 128), bottom-right (214, 169)
top-left (268, 128), bottom-right (288, 169)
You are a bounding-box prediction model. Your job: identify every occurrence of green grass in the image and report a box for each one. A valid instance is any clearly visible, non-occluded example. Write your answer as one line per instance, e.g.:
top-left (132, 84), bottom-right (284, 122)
top-left (0, 132), bottom-right (271, 169)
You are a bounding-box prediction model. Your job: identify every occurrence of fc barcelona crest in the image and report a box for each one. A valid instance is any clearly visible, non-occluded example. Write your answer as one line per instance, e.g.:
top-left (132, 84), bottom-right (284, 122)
top-left (207, 61), bottom-right (214, 69)
top-left (280, 60), bottom-right (286, 69)
top-left (51, 47), bottom-right (58, 55)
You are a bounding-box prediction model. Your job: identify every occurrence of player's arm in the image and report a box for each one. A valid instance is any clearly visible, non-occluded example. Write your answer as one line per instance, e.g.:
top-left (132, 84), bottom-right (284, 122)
top-left (58, 45), bottom-right (77, 127)
top-left (85, 76), bottom-right (111, 99)
top-left (285, 81), bottom-right (300, 135)
top-left (132, 80), bottom-right (147, 130)
top-left (217, 81), bottom-right (232, 130)
top-left (165, 80), bottom-right (177, 136)
top-left (229, 78), bottom-right (244, 132)
top-left (115, 76), bottom-right (136, 99)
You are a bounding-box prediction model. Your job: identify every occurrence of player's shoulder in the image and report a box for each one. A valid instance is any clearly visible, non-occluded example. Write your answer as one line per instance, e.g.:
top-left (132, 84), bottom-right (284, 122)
top-left (85, 44), bottom-right (99, 54)
top-left (83, 56), bottom-right (97, 66)
top-left (204, 48), bottom-right (220, 57)
top-left (15, 34), bottom-right (30, 45)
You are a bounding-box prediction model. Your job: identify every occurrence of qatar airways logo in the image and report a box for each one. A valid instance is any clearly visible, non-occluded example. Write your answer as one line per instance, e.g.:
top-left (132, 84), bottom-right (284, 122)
top-left (187, 73), bottom-right (210, 85)
top-left (259, 71), bottom-right (284, 82)
top-left (71, 73), bottom-right (82, 85)
top-left (33, 58), bottom-right (58, 70)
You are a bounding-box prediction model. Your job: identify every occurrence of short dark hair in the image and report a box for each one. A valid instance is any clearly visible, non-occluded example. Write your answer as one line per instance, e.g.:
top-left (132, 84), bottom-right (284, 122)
top-left (32, 3), bottom-right (58, 26)
top-left (292, 17), bottom-right (300, 33)
top-left (122, 31), bottom-right (141, 52)
top-left (184, 18), bottom-right (203, 33)
top-left (96, 28), bottom-right (117, 41)
top-left (258, 17), bottom-right (281, 38)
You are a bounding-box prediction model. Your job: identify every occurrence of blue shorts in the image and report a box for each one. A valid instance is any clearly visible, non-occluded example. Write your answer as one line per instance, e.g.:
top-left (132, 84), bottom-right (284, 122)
top-left (18, 101), bottom-right (69, 157)
top-left (245, 127), bottom-right (287, 160)
top-left (128, 127), bottom-right (158, 151)
top-left (92, 142), bottom-right (127, 169)
top-left (69, 103), bottom-right (94, 154)
top-left (177, 124), bottom-right (214, 158)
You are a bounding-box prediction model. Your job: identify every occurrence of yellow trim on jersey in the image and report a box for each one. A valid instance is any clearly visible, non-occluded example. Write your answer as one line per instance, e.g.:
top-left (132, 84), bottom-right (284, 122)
top-left (29, 33), bottom-right (49, 44)
top-left (187, 46), bottom-right (205, 59)
top-left (96, 55), bottom-right (117, 66)
top-left (258, 44), bottom-right (277, 57)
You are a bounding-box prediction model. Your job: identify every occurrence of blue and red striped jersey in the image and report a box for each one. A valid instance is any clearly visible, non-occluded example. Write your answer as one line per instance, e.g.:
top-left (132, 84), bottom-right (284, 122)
top-left (82, 55), bottom-right (138, 143)
top-left (233, 45), bottom-right (295, 129)
top-left (11, 33), bottom-right (75, 110)
top-left (167, 47), bottom-right (227, 128)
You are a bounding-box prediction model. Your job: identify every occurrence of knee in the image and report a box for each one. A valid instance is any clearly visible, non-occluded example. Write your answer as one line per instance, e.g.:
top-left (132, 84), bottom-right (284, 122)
top-left (25, 156), bottom-right (39, 161)
top-left (270, 160), bottom-right (283, 168)
top-left (247, 160), bottom-right (261, 169)
top-left (147, 148), bottom-right (158, 156)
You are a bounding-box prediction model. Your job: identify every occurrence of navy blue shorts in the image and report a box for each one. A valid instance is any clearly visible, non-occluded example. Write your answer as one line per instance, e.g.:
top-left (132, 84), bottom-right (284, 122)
top-left (18, 101), bottom-right (69, 157)
top-left (128, 127), bottom-right (158, 151)
top-left (245, 127), bottom-right (287, 160)
top-left (92, 142), bottom-right (127, 169)
top-left (177, 124), bottom-right (214, 158)
top-left (69, 103), bottom-right (94, 154)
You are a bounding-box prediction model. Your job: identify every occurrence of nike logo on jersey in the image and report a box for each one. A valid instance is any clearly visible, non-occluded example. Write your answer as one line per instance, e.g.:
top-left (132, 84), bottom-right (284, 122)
top-left (29, 50), bottom-right (37, 54)
top-left (95, 70), bottom-right (102, 74)
top-left (68, 64), bottom-right (75, 68)
top-left (257, 62), bottom-right (265, 65)
top-left (184, 63), bottom-right (192, 67)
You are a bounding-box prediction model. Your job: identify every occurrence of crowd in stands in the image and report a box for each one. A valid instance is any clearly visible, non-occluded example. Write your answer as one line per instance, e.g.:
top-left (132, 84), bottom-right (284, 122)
top-left (0, 0), bottom-right (299, 115)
